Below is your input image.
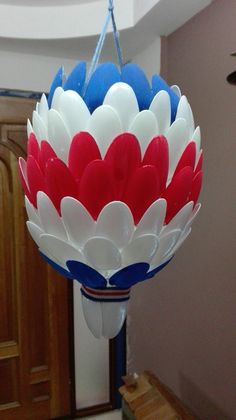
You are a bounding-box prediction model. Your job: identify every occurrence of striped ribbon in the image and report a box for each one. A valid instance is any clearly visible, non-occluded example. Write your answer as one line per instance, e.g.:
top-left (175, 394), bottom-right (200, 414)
top-left (81, 285), bottom-right (131, 303)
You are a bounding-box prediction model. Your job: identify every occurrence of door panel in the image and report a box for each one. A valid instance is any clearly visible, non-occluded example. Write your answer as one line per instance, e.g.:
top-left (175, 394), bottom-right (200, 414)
top-left (0, 99), bottom-right (71, 420)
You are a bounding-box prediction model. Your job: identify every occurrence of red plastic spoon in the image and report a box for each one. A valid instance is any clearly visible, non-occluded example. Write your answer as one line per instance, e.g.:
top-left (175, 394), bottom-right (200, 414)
top-left (142, 135), bottom-right (169, 192)
top-left (162, 166), bottom-right (194, 224)
top-left (189, 171), bottom-right (203, 206)
top-left (68, 132), bottom-right (101, 180)
top-left (40, 141), bottom-right (57, 173)
top-left (173, 141), bottom-right (196, 177)
top-left (105, 133), bottom-right (141, 199)
top-left (79, 159), bottom-right (115, 220)
top-left (123, 165), bottom-right (161, 224)
top-left (27, 133), bottom-right (40, 162)
top-left (18, 157), bottom-right (33, 204)
top-left (27, 155), bottom-right (46, 207)
top-left (45, 158), bottom-right (78, 213)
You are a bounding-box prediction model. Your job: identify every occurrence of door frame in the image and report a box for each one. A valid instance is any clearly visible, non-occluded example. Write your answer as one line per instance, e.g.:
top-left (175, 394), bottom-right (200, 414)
top-left (68, 282), bottom-right (126, 419)
top-left (0, 92), bottom-right (127, 420)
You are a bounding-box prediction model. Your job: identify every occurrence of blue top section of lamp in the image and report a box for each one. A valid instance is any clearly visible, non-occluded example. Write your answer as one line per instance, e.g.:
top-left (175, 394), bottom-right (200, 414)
top-left (47, 62), bottom-right (180, 123)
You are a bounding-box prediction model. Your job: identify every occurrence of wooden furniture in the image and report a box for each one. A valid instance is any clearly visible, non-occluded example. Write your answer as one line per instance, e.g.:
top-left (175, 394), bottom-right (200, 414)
top-left (0, 96), bottom-right (71, 419)
top-left (119, 372), bottom-right (196, 420)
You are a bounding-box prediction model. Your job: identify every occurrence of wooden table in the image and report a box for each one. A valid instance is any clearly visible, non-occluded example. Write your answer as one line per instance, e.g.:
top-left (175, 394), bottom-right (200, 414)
top-left (119, 371), bottom-right (196, 420)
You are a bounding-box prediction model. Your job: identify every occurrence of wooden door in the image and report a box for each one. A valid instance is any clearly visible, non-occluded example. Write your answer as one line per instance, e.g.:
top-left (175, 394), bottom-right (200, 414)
top-left (0, 97), bottom-right (71, 419)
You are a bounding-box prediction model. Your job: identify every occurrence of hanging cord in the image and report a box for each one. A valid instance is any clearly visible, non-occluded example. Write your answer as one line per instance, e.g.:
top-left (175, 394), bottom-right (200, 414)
top-left (83, 0), bottom-right (123, 94)
top-left (109, 0), bottom-right (123, 70)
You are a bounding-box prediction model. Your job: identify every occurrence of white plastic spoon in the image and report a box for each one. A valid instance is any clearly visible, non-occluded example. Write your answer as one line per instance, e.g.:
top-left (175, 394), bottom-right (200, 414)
top-left (48, 109), bottom-right (71, 162)
top-left (133, 198), bottom-right (166, 239)
top-left (61, 197), bottom-right (95, 247)
top-left (149, 90), bottom-right (171, 135)
top-left (122, 234), bottom-right (159, 265)
top-left (58, 90), bottom-right (90, 138)
top-left (96, 201), bottom-right (134, 248)
top-left (128, 110), bottom-right (158, 156)
top-left (37, 191), bottom-right (67, 240)
top-left (83, 236), bottom-right (121, 270)
top-left (104, 82), bottom-right (139, 131)
top-left (101, 301), bottom-right (128, 339)
top-left (86, 105), bottom-right (122, 157)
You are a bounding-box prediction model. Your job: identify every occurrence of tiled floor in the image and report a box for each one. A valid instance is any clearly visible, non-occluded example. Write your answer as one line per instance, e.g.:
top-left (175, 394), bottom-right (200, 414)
top-left (79, 410), bottom-right (122, 419)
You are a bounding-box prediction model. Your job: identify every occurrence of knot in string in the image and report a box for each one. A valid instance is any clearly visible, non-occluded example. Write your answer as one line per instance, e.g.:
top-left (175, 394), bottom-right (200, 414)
top-left (108, 0), bottom-right (114, 12)
top-left (83, 0), bottom-right (123, 95)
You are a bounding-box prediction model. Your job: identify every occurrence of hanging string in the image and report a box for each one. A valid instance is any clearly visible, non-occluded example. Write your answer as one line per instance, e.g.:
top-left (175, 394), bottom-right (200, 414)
top-left (85, 9), bottom-right (111, 87)
top-left (83, 0), bottom-right (123, 94)
top-left (109, 0), bottom-right (123, 70)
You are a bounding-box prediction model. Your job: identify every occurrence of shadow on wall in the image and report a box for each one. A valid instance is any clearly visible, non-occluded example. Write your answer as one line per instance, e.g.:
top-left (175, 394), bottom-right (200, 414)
top-left (179, 373), bottom-right (232, 420)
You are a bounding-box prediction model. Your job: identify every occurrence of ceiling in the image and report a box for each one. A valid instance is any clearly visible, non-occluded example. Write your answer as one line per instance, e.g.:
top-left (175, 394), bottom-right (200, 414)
top-left (0, 0), bottom-right (93, 5)
top-left (0, 0), bottom-right (213, 60)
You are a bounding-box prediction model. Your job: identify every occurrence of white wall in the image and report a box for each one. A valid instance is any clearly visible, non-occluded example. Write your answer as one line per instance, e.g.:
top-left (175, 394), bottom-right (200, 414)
top-left (0, 0), bottom-right (212, 92)
top-left (0, 1), bottom-right (133, 39)
top-left (0, 35), bottom-right (161, 93)
top-left (0, 49), bottom-right (79, 92)
top-left (132, 36), bottom-right (161, 78)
